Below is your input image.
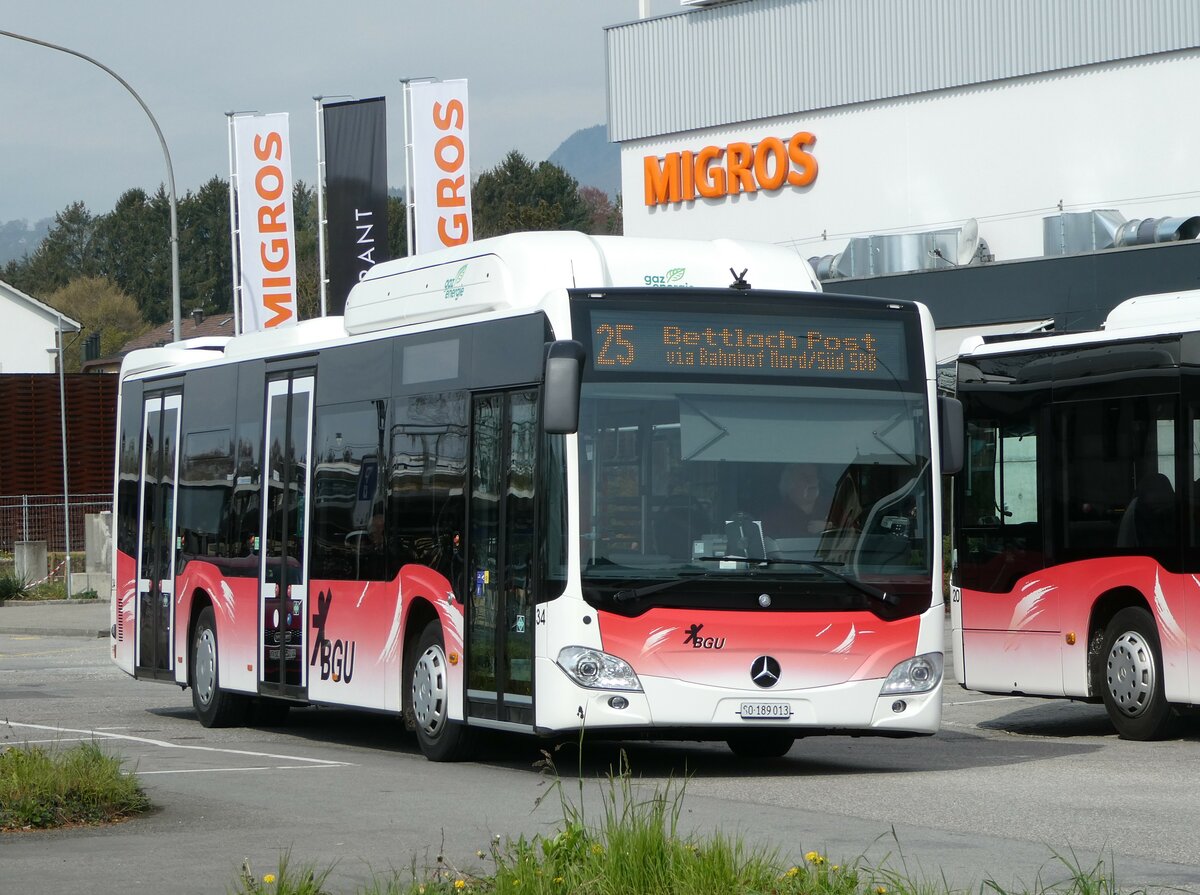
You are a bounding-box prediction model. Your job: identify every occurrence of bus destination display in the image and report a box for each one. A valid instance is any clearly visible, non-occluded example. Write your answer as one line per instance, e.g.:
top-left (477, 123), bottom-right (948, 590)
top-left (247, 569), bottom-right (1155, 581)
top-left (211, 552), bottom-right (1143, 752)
top-left (589, 309), bottom-right (907, 379)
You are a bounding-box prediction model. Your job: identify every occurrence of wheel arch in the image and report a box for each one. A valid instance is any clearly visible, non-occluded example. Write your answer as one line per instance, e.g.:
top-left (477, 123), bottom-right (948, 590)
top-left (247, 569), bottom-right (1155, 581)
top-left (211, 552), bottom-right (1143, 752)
top-left (1087, 586), bottom-right (1152, 699)
top-left (186, 587), bottom-right (216, 689)
top-left (400, 595), bottom-right (441, 726)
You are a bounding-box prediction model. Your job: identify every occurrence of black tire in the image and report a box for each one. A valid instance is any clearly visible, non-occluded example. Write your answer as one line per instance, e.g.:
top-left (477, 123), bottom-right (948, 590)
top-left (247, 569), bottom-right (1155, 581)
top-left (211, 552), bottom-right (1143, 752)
top-left (1100, 607), bottom-right (1175, 741)
top-left (408, 620), bottom-right (474, 761)
top-left (191, 606), bottom-right (248, 728)
top-left (726, 730), bottom-right (795, 758)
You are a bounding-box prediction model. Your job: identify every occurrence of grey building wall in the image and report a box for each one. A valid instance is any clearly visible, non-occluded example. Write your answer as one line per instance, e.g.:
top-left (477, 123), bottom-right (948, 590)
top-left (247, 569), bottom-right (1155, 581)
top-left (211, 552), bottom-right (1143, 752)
top-left (607, 0), bottom-right (1200, 143)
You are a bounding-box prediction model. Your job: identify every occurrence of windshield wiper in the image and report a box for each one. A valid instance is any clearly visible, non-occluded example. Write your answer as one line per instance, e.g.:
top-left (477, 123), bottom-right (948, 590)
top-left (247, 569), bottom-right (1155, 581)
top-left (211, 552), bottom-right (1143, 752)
top-left (610, 572), bottom-right (715, 604)
top-left (695, 555), bottom-right (897, 606)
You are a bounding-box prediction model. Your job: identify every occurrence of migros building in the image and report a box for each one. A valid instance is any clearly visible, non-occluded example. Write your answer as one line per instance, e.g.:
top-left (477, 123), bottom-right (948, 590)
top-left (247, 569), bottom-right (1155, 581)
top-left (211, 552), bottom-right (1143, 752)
top-left (605, 0), bottom-right (1200, 357)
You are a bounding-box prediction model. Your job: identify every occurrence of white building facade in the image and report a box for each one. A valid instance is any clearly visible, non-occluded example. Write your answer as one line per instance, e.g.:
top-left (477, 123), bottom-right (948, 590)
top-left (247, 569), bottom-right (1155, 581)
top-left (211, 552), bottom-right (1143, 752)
top-left (0, 280), bottom-right (81, 373)
top-left (607, 1), bottom-right (1200, 280)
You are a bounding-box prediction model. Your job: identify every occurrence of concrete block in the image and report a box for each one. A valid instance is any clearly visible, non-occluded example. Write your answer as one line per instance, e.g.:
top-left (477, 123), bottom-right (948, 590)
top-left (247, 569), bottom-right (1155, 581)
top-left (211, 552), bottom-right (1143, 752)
top-left (85, 512), bottom-right (113, 574)
top-left (14, 540), bottom-right (48, 583)
top-left (70, 571), bottom-right (111, 596)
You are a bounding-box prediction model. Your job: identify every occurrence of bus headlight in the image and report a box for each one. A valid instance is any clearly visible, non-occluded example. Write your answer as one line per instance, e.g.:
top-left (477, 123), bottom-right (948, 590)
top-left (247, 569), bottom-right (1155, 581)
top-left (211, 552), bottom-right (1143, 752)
top-left (880, 652), bottom-right (943, 695)
top-left (556, 646), bottom-right (643, 691)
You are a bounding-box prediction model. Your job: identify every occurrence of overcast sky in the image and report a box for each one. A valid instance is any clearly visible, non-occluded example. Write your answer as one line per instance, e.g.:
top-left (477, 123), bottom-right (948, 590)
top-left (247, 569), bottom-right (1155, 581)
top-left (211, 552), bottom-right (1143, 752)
top-left (2, 1), bottom-right (682, 223)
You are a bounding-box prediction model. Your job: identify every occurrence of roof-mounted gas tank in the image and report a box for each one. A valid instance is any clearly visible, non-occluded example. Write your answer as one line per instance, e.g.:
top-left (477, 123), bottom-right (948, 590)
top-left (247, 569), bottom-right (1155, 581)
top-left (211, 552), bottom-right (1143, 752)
top-left (343, 231), bottom-right (820, 335)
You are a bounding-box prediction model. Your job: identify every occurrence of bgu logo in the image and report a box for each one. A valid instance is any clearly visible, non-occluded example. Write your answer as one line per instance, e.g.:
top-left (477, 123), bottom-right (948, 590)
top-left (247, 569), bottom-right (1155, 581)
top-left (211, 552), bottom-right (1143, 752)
top-left (682, 623), bottom-right (725, 650)
top-left (310, 590), bottom-right (356, 683)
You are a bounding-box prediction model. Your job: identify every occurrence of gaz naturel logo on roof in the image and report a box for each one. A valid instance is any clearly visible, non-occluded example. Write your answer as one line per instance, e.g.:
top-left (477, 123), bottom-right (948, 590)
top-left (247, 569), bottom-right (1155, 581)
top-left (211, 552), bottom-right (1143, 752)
top-left (645, 267), bottom-right (687, 287)
top-left (444, 264), bottom-right (468, 300)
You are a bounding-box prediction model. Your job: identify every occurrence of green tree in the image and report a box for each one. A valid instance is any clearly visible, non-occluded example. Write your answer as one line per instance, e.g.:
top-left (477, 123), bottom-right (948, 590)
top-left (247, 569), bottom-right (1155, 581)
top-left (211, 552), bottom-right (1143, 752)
top-left (472, 151), bottom-right (591, 238)
top-left (8, 202), bottom-right (100, 296)
top-left (292, 180), bottom-right (320, 320)
top-left (93, 188), bottom-right (171, 323)
top-left (179, 176), bottom-right (233, 320)
top-left (43, 276), bottom-right (149, 372)
top-left (387, 193), bottom-right (409, 260)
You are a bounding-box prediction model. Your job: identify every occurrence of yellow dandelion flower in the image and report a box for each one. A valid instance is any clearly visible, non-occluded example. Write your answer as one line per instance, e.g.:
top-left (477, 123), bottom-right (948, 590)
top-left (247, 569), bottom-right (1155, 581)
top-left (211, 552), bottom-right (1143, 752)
top-left (876, 886), bottom-right (888, 894)
top-left (833, 865), bottom-right (841, 872)
top-left (785, 866), bottom-right (800, 878)
top-left (263, 874), bottom-right (276, 884)
top-left (553, 877), bottom-right (565, 885)
top-left (591, 843), bottom-right (605, 855)
top-left (805, 851), bottom-right (826, 865)
top-left (454, 880), bottom-right (467, 890)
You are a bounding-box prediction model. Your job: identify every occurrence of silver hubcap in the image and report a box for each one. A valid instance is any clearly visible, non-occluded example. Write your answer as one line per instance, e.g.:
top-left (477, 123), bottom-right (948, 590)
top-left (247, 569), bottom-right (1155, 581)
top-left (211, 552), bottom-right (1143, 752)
top-left (194, 628), bottom-right (217, 707)
top-left (1107, 630), bottom-right (1155, 718)
top-left (412, 644), bottom-right (448, 737)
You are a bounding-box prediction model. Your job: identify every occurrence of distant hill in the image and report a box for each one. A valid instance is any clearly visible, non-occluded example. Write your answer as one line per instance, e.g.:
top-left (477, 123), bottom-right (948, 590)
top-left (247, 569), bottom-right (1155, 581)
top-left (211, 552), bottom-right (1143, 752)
top-left (0, 218), bottom-right (51, 265)
top-left (549, 124), bottom-right (621, 199)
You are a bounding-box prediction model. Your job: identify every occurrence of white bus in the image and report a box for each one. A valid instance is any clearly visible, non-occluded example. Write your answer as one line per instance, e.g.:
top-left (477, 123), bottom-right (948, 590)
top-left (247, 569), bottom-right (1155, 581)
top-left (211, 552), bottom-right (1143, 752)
top-left (111, 231), bottom-right (959, 761)
top-left (952, 290), bottom-right (1200, 740)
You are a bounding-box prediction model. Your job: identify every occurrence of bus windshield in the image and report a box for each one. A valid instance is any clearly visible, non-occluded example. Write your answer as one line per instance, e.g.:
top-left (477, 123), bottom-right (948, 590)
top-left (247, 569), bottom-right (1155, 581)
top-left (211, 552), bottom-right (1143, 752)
top-left (577, 379), bottom-right (933, 603)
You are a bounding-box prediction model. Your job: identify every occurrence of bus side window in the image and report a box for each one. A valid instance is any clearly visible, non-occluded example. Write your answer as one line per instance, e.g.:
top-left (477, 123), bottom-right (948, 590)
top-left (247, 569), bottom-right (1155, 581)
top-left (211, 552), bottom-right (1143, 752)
top-left (958, 415), bottom-right (1043, 594)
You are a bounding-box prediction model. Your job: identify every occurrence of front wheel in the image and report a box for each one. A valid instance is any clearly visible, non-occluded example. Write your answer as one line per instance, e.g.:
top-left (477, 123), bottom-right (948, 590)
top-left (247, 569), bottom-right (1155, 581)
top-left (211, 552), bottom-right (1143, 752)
top-left (1100, 607), bottom-right (1175, 741)
top-left (726, 730), bottom-right (795, 758)
top-left (408, 620), bottom-right (474, 762)
top-left (191, 606), bottom-right (248, 728)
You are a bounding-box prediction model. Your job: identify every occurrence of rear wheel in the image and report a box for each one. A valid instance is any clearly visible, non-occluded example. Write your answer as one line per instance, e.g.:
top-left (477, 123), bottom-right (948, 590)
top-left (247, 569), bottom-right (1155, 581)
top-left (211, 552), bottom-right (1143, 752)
top-left (726, 730), bottom-right (795, 758)
top-left (409, 620), bottom-right (474, 761)
top-left (1101, 607), bottom-right (1175, 741)
top-left (191, 606), bottom-right (248, 727)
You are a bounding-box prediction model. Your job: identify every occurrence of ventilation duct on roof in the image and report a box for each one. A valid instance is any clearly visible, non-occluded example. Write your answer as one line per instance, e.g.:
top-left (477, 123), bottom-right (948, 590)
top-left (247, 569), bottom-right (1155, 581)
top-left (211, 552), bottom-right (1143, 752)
top-left (808, 219), bottom-right (990, 281)
top-left (1043, 210), bottom-right (1200, 255)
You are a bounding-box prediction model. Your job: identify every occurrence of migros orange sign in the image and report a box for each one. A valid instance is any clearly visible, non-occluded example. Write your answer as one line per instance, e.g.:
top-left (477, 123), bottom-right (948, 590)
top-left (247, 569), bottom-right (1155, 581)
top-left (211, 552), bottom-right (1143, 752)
top-left (643, 132), bottom-right (817, 207)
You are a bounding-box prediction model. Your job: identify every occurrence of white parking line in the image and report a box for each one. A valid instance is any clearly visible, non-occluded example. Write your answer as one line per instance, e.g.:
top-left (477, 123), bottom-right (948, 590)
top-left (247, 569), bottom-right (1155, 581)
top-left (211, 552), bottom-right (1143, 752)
top-left (8, 736), bottom-right (95, 745)
top-left (139, 763), bottom-right (347, 775)
top-left (5, 721), bottom-right (354, 768)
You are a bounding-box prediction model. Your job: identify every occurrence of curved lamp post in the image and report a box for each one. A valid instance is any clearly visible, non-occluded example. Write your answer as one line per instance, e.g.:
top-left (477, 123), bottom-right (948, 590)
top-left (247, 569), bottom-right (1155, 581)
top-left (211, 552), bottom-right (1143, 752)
top-left (2, 29), bottom-right (182, 342)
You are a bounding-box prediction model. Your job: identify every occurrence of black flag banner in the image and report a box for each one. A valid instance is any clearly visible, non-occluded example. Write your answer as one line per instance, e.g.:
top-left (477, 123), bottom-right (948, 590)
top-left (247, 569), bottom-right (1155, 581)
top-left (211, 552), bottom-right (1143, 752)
top-left (324, 97), bottom-right (389, 315)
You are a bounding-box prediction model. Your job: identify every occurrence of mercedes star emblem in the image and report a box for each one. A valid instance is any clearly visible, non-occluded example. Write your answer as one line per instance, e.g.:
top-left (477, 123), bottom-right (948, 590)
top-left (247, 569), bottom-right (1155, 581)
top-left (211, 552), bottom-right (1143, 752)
top-left (750, 655), bottom-right (781, 688)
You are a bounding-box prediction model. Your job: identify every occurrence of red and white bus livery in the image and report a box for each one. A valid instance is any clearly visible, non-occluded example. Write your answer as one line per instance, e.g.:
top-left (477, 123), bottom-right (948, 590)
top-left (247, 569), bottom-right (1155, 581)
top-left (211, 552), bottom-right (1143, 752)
top-left (952, 290), bottom-right (1200, 740)
top-left (111, 232), bottom-right (957, 760)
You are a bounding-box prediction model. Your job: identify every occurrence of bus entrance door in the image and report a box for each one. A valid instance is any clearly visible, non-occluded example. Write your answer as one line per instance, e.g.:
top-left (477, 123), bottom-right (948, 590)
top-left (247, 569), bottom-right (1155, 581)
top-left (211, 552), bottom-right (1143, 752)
top-left (259, 374), bottom-right (315, 698)
top-left (466, 390), bottom-right (538, 728)
top-left (136, 393), bottom-right (181, 681)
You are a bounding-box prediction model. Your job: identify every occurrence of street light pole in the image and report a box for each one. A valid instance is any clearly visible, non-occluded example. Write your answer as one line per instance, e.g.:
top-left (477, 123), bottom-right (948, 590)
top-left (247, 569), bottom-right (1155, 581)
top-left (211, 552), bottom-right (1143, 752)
top-left (1, 29), bottom-right (182, 342)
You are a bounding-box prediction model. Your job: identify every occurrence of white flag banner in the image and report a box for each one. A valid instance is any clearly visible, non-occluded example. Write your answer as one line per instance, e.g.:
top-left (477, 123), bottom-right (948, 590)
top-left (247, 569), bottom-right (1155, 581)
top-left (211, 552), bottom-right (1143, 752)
top-left (409, 79), bottom-right (473, 254)
top-left (232, 113), bottom-right (298, 332)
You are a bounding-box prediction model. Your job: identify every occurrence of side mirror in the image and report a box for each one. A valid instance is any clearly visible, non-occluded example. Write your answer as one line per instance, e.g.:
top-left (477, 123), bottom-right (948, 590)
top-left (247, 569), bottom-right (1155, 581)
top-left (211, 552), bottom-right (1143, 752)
top-left (543, 340), bottom-right (585, 434)
top-left (938, 395), bottom-right (964, 475)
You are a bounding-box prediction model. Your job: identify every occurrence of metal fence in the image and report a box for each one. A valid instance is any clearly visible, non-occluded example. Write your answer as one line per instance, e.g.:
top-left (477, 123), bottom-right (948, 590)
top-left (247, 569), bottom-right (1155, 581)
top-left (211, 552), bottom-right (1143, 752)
top-left (0, 493), bottom-right (112, 554)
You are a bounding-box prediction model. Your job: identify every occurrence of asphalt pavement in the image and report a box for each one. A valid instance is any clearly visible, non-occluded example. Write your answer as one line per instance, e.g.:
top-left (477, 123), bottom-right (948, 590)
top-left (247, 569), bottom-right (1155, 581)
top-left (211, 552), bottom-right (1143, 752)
top-left (0, 598), bottom-right (109, 638)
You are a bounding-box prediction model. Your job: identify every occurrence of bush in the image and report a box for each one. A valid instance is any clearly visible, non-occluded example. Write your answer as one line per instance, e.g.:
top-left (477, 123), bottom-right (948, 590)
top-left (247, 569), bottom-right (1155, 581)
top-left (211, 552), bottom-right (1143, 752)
top-left (0, 570), bottom-right (31, 600)
top-left (0, 742), bottom-right (150, 830)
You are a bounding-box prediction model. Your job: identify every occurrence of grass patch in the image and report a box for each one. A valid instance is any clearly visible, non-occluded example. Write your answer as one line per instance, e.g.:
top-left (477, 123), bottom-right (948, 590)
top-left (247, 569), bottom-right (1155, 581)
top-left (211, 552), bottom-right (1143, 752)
top-left (228, 753), bottom-right (1149, 895)
top-left (0, 741), bottom-right (151, 830)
